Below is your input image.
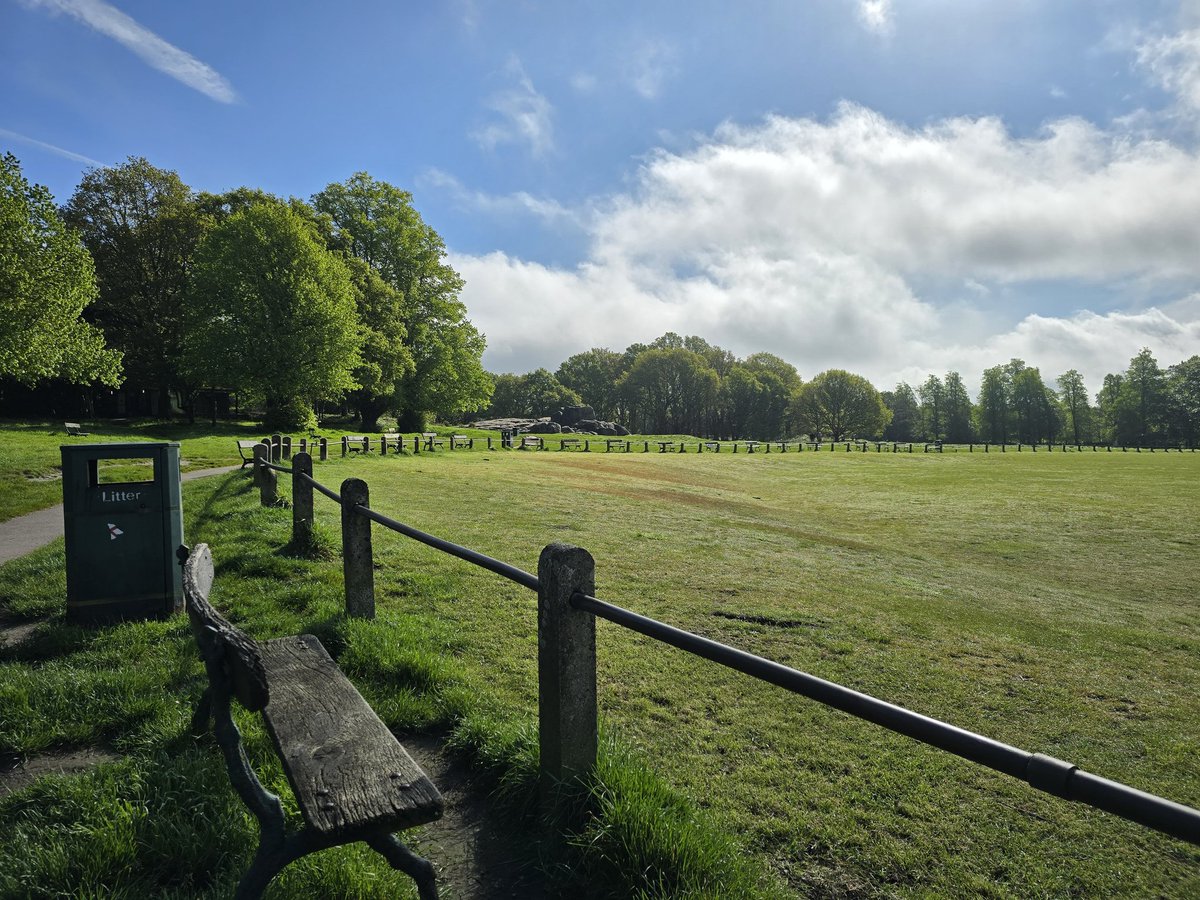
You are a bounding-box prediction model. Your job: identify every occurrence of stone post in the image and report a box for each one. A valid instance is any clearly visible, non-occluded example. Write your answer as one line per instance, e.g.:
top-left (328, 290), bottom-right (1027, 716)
top-left (538, 543), bottom-right (597, 813)
top-left (282, 436), bottom-right (292, 459)
top-left (271, 434), bottom-right (282, 463)
top-left (319, 437), bottom-right (329, 461)
top-left (341, 478), bottom-right (375, 619)
top-left (292, 452), bottom-right (313, 548)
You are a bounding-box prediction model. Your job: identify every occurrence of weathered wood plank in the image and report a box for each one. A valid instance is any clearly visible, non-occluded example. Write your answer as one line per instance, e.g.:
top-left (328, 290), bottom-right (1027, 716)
top-left (259, 635), bottom-right (443, 835)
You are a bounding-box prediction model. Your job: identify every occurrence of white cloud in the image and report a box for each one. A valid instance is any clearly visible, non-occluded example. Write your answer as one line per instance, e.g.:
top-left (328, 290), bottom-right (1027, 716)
top-left (421, 168), bottom-right (578, 225)
top-left (472, 57), bottom-right (554, 157)
top-left (453, 102), bottom-right (1200, 392)
top-left (1136, 27), bottom-right (1200, 116)
top-left (22, 0), bottom-right (237, 103)
top-left (570, 72), bottom-right (598, 93)
top-left (626, 39), bottom-right (678, 100)
top-left (856, 0), bottom-right (893, 36)
top-left (0, 127), bottom-right (104, 166)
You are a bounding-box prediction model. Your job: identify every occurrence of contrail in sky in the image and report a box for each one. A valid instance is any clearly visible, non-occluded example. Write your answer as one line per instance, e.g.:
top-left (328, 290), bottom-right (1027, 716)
top-left (21, 0), bottom-right (238, 103)
top-left (0, 127), bottom-right (105, 166)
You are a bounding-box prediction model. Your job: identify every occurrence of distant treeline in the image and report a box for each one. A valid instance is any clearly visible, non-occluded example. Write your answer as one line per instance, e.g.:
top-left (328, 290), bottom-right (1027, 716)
top-left (475, 334), bottom-right (1200, 447)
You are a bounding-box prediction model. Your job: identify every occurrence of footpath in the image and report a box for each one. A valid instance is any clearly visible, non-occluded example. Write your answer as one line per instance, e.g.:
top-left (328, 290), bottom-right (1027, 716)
top-left (0, 466), bottom-right (239, 566)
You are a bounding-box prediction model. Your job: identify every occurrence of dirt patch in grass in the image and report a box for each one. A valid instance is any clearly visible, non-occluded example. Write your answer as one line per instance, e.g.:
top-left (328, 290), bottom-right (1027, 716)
top-left (401, 733), bottom-right (550, 899)
top-left (0, 748), bottom-right (122, 799)
top-left (0, 619), bottom-right (41, 648)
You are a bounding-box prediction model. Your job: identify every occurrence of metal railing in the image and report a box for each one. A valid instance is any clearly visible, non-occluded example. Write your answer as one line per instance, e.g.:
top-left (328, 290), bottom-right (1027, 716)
top-left (248, 446), bottom-right (1200, 847)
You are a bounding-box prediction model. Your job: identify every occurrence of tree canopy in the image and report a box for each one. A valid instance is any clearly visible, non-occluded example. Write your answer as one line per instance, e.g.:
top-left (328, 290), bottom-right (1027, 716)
top-left (182, 202), bottom-right (361, 429)
top-left (790, 369), bottom-right (890, 440)
top-left (0, 153), bottom-right (120, 387)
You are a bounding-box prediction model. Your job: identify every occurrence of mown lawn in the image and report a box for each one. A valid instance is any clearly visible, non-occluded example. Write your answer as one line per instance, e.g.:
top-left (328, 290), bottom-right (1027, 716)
top-left (1, 444), bottom-right (1198, 897)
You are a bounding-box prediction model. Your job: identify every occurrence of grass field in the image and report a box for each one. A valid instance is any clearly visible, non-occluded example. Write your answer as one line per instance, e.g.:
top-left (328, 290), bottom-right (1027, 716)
top-left (2, 442), bottom-right (1198, 897)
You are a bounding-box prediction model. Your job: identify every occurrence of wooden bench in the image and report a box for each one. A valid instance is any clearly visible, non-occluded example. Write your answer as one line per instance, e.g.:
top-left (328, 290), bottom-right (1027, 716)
top-left (559, 438), bottom-right (583, 451)
top-left (519, 435), bottom-right (544, 450)
top-left (342, 435), bottom-right (369, 455)
top-left (64, 422), bottom-right (90, 437)
top-left (182, 544), bottom-right (443, 899)
top-left (378, 432), bottom-right (401, 453)
top-left (605, 439), bottom-right (629, 452)
top-left (450, 434), bottom-right (473, 450)
top-left (702, 441), bottom-right (721, 452)
top-left (237, 439), bottom-right (264, 468)
top-left (422, 432), bottom-right (445, 451)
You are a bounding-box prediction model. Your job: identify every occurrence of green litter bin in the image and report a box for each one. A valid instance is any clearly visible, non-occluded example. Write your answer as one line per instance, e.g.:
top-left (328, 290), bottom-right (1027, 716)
top-left (61, 442), bottom-right (184, 624)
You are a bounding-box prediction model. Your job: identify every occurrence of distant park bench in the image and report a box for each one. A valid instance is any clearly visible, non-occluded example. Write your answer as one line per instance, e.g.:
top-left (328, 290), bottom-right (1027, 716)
top-left (450, 434), bottom-right (474, 449)
top-left (520, 435), bottom-right (545, 450)
top-left (183, 544), bottom-right (442, 899)
top-left (702, 441), bottom-right (721, 452)
top-left (342, 435), bottom-right (369, 455)
top-left (379, 433), bottom-right (401, 453)
top-left (606, 439), bottom-right (629, 452)
top-left (422, 432), bottom-right (445, 451)
top-left (559, 437), bottom-right (583, 450)
top-left (237, 439), bottom-right (263, 468)
top-left (64, 422), bottom-right (90, 437)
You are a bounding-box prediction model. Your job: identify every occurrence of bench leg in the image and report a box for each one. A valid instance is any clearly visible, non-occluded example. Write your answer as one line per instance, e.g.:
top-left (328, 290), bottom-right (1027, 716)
top-left (368, 833), bottom-right (440, 900)
top-left (191, 686), bottom-right (213, 736)
top-left (234, 829), bottom-right (329, 900)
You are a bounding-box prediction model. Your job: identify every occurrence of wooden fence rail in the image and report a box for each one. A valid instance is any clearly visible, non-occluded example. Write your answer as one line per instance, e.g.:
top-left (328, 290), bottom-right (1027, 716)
top-left (249, 451), bottom-right (1200, 847)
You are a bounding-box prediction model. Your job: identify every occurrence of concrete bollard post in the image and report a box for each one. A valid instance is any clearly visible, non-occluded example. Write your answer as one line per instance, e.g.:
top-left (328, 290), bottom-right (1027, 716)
top-left (380, 434), bottom-right (388, 456)
top-left (269, 434), bottom-right (281, 463)
top-left (292, 452), bottom-right (313, 548)
top-left (340, 478), bottom-right (375, 619)
top-left (319, 437), bottom-right (329, 461)
top-left (254, 443), bottom-right (277, 507)
top-left (537, 543), bottom-right (597, 813)
top-left (341, 435), bottom-right (349, 458)
top-left (282, 436), bottom-right (292, 459)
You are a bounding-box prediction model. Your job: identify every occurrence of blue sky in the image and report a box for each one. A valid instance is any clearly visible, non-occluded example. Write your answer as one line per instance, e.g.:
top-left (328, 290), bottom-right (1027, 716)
top-left (3, 0), bottom-right (1200, 392)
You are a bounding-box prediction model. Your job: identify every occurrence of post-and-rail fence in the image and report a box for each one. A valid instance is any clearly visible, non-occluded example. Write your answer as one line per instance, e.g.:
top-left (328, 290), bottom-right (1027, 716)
top-left (249, 447), bottom-right (1200, 852)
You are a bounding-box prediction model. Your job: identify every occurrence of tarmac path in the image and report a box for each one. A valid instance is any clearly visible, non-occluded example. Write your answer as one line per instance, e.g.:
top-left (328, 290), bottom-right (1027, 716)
top-left (0, 466), bottom-right (240, 567)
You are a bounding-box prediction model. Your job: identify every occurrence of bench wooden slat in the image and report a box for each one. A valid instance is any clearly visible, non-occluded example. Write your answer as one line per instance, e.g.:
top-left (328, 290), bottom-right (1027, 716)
top-left (260, 635), bottom-right (443, 836)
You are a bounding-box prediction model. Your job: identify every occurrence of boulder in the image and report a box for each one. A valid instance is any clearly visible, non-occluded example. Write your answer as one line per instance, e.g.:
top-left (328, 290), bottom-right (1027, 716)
top-left (553, 405), bottom-right (595, 427)
top-left (523, 421), bottom-right (562, 434)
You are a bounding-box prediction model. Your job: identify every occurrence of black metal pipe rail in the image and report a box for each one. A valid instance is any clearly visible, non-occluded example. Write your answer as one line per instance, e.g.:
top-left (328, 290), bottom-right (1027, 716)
top-left (571, 591), bottom-right (1200, 845)
top-left (260, 460), bottom-right (291, 473)
top-left (254, 458), bottom-right (1200, 846)
top-left (354, 504), bottom-right (540, 591)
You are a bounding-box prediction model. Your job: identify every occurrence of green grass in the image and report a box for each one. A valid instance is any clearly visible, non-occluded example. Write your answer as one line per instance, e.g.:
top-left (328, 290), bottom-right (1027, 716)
top-left (2, 445), bottom-right (1199, 897)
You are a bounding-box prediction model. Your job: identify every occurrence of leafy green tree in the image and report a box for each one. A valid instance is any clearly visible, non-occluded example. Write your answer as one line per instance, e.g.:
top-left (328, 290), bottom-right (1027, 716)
top-left (482, 369), bottom-right (580, 418)
top-left (1165, 356), bottom-right (1200, 446)
top-left (1010, 365), bottom-right (1059, 444)
top-left (618, 348), bottom-right (718, 435)
top-left (789, 369), bottom-right (889, 440)
top-left (1056, 369), bottom-right (1093, 444)
top-left (182, 203), bottom-right (362, 429)
top-left (62, 157), bottom-right (204, 415)
top-left (1122, 349), bottom-right (1168, 446)
top-left (882, 382), bottom-right (919, 441)
top-left (976, 364), bottom-right (1011, 443)
top-left (917, 374), bottom-right (945, 440)
top-left (943, 371), bottom-right (975, 442)
top-left (0, 153), bottom-right (120, 386)
top-left (344, 256), bottom-right (414, 430)
top-left (313, 173), bottom-right (489, 429)
top-left (556, 348), bottom-right (624, 420)
top-left (1096, 373), bottom-right (1133, 445)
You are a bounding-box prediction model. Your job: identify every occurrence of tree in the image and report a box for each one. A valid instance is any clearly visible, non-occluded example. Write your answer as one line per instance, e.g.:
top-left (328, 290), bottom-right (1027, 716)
top-left (789, 369), bottom-right (889, 441)
top-left (182, 203), bottom-right (362, 429)
top-left (917, 374), bottom-right (945, 441)
top-left (1165, 356), bottom-right (1200, 447)
top-left (313, 173), bottom-right (490, 429)
top-left (943, 371), bottom-right (975, 443)
top-left (1056, 369), bottom-right (1093, 445)
top-left (882, 382), bottom-right (919, 441)
top-left (62, 157), bottom-right (204, 415)
top-left (484, 369), bottom-right (580, 418)
top-left (976, 364), bottom-right (1011, 443)
top-left (0, 153), bottom-right (120, 386)
top-left (1122, 349), bottom-right (1168, 446)
top-left (344, 256), bottom-right (414, 431)
top-left (1010, 365), bottom-right (1058, 444)
top-left (556, 348), bottom-right (624, 420)
top-left (618, 348), bottom-right (718, 435)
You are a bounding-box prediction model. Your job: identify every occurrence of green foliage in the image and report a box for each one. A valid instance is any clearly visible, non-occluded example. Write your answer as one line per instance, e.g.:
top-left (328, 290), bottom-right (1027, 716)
top-left (882, 382), bottom-right (920, 441)
top-left (1057, 369), bottom-right (1094, 444)
top-left (313, 173), bottom-right (491, 424)
top-left (484, 368), bottom-right (581, 418)
top-left (790, 368), bottom-right (889, 440)
top-left (556, 348), bottom-right (625, 421)
top-left (1166, 356), bottom-right (1200, 446)
top-left (183, 203), bottom-right (362, 430)
top-left (619, 348), bottom-right (719, 435)
top-left (61, 157), bottom-right (204, 412)
top-left (0, 153), bottom-right (120, 387)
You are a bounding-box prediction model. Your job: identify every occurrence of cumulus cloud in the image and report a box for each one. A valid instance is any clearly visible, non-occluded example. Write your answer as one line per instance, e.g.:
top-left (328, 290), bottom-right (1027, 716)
top-left (472, 57), bottom-right (554, 157)
top-left (453, 101), bottom-right (1199, 392)
top-left (1136, 26), bottom-right (1200, 116)
top-left (21, 0), bottom-right (237, 103)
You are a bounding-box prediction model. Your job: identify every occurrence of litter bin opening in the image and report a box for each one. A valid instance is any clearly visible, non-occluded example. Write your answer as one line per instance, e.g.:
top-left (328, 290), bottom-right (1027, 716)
top-left (89, 458), bottom-right (157, 485)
